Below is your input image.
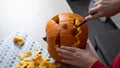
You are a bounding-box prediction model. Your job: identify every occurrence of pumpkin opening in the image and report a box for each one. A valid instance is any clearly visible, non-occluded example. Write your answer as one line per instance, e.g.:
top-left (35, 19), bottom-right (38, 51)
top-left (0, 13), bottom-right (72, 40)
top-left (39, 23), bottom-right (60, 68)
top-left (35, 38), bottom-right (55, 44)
top-left (52, 15), bottom-right (59, 24)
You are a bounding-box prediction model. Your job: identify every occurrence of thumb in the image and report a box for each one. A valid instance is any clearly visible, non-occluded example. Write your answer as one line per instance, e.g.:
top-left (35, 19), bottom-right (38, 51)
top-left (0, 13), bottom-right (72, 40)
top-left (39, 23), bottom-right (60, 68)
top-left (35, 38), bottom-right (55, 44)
top-left (85, 12), bottom-right (102, 20)
top-left (89, 4), bottom-right (102, 15)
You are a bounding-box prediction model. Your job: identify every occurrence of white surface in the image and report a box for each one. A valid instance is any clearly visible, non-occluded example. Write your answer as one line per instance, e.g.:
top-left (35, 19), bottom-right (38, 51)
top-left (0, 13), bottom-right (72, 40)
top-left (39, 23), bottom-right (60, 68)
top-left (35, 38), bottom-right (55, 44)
top-left (0, 0), bottom-right (72, 45)
top-left (88, 40), bottom-right (100, 59)
top-left (0, 0), bottom-right (98, 59)
top-left (111, 13), bottom-right (120, 29)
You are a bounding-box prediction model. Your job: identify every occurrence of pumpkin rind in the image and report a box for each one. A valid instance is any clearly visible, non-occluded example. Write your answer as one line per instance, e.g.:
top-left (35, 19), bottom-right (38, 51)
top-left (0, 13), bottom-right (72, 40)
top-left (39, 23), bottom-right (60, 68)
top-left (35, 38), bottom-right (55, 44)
top-left (46, 13), bottom-right (88, 62)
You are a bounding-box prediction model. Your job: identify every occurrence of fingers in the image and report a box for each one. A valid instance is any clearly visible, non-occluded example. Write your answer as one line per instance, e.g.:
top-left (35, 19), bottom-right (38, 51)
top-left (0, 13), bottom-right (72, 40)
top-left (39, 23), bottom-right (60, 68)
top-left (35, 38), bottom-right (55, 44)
top-left (89, 4), bottom-right (102, 15)
top-left (57, 48), bottom-right (73, 56)
top-left (94, 0), bottom-right (102, 7)
top-left (58, 52), bottom-right (73, 60)
top-left (59, 46), bottom-right (78, 52)
top-left (87, 0), bottom-right (111, 20)
top-left (57, 46), bottom-right (80, 60)
top-left (85, 2), bottom-right (104, 20)
top-left (61, 59), bottom-right (73, 65)
top-left (57, 47), bottom-right (75, 60)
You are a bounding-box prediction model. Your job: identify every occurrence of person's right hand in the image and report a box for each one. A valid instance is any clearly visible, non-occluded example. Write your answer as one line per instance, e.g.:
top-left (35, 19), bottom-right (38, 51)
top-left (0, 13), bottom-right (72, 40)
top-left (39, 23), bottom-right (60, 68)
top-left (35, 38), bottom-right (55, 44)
top-left (85, 0), bottom-right (120, 20)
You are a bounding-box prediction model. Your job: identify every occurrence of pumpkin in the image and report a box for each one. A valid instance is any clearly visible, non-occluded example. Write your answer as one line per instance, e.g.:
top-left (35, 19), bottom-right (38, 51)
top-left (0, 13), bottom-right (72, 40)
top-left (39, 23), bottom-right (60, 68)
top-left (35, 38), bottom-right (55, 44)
top-left (45, 13), bottom-right (88, 62)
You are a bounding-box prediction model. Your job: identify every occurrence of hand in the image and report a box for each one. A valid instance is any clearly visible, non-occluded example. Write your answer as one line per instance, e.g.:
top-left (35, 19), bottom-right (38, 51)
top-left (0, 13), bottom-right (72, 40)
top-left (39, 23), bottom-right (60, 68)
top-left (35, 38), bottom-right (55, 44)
top-left (56, 44), bottom-right (97, 68)
top-left (85, 0), bottom-right (120, 20)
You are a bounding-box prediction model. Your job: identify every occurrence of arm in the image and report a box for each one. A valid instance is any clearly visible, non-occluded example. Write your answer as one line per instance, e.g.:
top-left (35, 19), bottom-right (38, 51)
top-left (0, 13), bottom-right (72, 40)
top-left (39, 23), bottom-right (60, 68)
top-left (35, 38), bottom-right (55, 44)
top-left (85, 0), bottom-right (120, 20)
top-left (57, 43), bottom-right (120, 68)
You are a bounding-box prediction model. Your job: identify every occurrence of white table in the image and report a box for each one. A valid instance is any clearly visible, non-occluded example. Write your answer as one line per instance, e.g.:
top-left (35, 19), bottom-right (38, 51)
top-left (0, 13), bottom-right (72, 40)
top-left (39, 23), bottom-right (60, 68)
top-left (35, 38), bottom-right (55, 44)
top-left (0, 0), bottom-right (72, 44)
top-left (0, 0), bottom-right (99, 60)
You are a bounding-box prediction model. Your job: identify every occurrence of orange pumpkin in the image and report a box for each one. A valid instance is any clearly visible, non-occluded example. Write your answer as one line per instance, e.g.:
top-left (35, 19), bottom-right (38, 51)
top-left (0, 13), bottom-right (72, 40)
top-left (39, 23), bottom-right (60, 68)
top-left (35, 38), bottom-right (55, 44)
top-left (45, 13), bottom-right (88, 62)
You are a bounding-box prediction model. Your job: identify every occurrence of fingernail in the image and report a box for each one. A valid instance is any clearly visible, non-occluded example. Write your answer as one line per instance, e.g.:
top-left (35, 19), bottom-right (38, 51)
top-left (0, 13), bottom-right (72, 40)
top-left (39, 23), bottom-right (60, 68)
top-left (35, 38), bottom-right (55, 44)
top-left (85, 16), bottom-right (88, 19)
top-left (85, 16), bottom-right (92, 21)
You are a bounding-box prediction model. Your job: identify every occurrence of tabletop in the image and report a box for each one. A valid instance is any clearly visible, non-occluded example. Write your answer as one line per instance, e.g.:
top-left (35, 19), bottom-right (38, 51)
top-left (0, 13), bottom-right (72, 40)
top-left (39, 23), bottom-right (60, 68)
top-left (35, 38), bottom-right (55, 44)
top-left (0, 0), bottom-right (72, 45)
top-left (0, 0), bottom-right (99, 67)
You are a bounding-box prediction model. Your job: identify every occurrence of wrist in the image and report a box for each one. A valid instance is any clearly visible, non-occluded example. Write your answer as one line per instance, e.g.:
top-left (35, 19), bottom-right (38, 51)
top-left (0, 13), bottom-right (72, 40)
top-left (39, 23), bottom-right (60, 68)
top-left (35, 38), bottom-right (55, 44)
top-left (87, 54), bottom-right (98, 68)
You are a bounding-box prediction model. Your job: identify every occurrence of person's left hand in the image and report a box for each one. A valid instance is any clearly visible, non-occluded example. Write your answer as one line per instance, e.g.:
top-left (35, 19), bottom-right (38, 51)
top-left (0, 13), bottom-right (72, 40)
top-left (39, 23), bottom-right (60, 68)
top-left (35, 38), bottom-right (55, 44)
top-left (56, 44), bottom-right (97, 68)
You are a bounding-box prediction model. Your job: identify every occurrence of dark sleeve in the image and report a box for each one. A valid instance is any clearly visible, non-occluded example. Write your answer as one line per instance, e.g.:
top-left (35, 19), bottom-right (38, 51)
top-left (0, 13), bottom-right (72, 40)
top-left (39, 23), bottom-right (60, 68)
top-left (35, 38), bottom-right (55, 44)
top-left (91, 60), bottom-right (107, 68)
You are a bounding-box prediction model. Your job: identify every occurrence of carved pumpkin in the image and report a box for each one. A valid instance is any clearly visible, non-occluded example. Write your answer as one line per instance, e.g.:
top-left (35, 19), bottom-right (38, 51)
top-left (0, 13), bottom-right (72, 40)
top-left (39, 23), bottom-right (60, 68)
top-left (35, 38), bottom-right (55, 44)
top-left (45, 13), bottom-right (88, 62)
